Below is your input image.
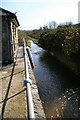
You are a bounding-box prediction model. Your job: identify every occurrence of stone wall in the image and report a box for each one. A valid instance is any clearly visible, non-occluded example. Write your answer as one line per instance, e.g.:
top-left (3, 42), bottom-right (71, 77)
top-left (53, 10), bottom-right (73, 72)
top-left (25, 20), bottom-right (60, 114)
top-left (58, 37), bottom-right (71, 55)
top-left (0, 16), bottom-right (2, 68)
top-left (2, 17), bottom-right (9, 65)
top-left (2, 17), bottom-right (19, 66)
top-left (11, 22), bottom-right (18, 52)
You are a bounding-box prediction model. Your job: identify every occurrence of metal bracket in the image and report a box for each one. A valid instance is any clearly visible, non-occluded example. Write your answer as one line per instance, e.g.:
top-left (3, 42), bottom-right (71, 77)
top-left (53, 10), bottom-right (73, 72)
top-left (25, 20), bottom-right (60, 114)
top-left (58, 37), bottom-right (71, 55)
top-left (24, 79), bottom-right (32, 86)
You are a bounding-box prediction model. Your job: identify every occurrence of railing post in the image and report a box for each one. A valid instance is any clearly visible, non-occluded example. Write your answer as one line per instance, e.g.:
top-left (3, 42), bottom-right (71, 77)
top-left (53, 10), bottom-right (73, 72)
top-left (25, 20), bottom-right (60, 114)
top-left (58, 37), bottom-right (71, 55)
top-left (23, 38), bottom-right (35, 119)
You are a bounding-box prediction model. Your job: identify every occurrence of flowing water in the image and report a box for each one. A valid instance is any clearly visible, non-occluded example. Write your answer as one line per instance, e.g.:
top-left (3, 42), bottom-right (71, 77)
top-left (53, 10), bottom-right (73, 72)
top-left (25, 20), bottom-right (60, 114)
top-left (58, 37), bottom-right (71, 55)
top-left (30, 41), bottom-right (80, 119)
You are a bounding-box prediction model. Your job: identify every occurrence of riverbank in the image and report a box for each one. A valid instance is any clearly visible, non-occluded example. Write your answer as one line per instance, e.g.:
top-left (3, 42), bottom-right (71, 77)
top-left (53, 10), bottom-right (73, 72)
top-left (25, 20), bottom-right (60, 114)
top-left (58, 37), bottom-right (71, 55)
top-left (0, 46), bottom-right (45, 119)
top-left (32, 26), bottom-right (80, 78)
top-left (49, 51), bottom-right (80, 78)
top-left (30, 41), bottom-right (79, 118)
top-left (32, 39), bottom-right (80, 77)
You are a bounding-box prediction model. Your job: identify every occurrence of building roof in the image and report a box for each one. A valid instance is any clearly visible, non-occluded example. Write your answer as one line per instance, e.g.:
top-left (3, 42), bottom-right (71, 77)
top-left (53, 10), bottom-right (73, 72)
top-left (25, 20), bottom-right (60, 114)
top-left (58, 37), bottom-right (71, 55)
top-left (0, 7), bottom-right (20, 26)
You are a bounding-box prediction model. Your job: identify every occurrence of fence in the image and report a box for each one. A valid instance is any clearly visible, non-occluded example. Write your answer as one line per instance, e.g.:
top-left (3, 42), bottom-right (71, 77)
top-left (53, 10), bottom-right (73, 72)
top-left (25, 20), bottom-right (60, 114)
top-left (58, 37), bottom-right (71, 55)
top-left (23, 39), bottom-right (35, 119)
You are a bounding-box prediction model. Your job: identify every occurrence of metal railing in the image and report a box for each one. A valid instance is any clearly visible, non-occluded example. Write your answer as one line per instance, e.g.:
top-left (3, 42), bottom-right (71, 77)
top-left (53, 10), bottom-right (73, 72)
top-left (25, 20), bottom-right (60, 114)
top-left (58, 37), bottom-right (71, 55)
top-left (23, 39), bottom-right (35, 119)
top-left (26, 46), bottom-right (34, 69)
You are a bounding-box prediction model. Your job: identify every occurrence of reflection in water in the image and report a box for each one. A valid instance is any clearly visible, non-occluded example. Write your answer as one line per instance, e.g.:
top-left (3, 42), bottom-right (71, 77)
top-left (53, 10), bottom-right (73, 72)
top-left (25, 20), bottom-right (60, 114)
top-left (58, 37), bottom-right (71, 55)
top-left (30, 41), bottom-right (80, 118)
top-left (46, 88), bottom-right (79, 118)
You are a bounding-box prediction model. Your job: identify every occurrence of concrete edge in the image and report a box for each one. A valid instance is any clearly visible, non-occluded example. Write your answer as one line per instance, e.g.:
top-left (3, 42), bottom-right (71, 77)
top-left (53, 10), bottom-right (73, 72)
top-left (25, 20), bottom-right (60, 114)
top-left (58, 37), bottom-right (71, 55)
top-left (27, 55), bottom-right (46, 118)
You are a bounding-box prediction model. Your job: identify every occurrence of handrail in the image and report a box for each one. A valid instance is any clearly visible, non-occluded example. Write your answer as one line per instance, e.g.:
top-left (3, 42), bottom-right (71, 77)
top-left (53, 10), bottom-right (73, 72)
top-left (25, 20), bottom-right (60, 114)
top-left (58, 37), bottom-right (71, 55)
top-left (26, 46), bottom-right (35, 69)
top-left (23, 38), bottom-right (35, 119)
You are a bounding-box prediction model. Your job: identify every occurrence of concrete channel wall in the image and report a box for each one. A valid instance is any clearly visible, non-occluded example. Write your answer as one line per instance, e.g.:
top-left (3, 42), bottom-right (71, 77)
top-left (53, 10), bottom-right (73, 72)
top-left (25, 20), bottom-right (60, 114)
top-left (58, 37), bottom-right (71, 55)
top-left (26, 47), bottom-right (46, 118)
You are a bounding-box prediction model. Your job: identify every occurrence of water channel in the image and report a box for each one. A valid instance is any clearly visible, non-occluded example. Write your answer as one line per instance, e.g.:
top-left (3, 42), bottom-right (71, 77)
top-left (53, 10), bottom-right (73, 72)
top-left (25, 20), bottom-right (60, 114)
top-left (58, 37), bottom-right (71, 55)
top-left (30, 41), bottom-right (80, 119)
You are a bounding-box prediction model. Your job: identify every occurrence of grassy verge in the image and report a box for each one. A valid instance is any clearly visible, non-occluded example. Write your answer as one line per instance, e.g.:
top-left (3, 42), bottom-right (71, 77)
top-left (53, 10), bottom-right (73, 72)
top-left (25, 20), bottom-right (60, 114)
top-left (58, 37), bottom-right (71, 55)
top-left (31, 38), bottom-right (42, 47)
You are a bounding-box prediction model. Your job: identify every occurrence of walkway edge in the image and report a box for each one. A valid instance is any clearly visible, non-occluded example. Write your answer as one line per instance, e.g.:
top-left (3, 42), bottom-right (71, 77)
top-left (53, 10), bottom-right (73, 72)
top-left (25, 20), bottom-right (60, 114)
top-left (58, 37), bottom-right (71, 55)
top-left (27, 52), bottom-right (46, 118)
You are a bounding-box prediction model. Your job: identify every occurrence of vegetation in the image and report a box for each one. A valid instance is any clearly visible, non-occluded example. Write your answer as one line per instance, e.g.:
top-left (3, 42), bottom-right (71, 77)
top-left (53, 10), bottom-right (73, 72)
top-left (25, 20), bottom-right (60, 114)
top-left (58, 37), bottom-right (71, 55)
top-left (18, 29), bottom-right (31, 46)
top-left (28, 24), bottom-right (80, 76)
top-left (39, 26), bottom-right (80, 56)
top-left (18, 23), bottom-right (80, 76)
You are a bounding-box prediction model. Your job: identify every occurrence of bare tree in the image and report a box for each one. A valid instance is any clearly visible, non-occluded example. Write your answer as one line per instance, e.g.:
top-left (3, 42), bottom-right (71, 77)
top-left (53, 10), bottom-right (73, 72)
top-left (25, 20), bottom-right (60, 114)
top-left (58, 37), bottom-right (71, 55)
top-left (49, 21), bottom-right (57, 29)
